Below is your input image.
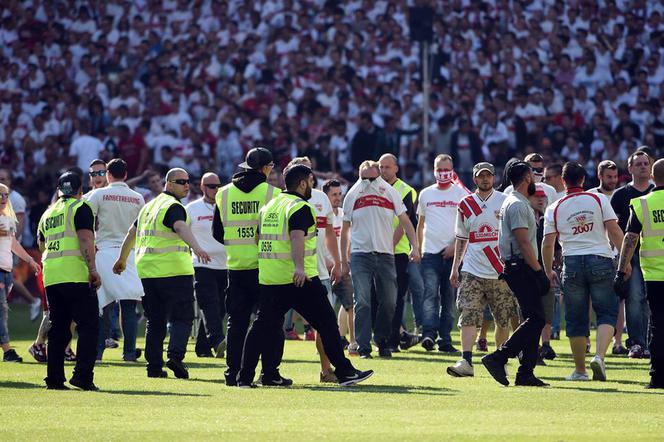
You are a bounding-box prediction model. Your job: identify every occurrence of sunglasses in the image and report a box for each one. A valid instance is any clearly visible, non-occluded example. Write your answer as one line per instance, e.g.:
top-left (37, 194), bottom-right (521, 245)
top-left (169, 179), bottom-right (190, 185)
top-left (0, 193), bottom-right (8, 199)
top-left (89, 170), bottom-right (107, 177)
top-left (532, 167), bottom-right (544, 174)
top-left (204, 184), bottom-right (222, 189)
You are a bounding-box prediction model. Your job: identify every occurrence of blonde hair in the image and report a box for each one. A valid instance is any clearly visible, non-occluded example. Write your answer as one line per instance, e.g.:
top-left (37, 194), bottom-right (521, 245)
top-left (0, 183), bottom-right (17, 223)
top-left (359, 160), bottom-right (380, 174)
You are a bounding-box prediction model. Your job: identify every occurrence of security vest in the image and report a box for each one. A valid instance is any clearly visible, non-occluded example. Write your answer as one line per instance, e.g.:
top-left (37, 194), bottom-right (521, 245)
top-left (135, 192), bottom-right (193, 278)
top-left (630, 190), bottom-right (664, 281)
top-left (257, 192), bottom-right (318, 285)
top-left (38, 197), bottom-right (92, 287)
top-left (392, 178), bottom-right (416, 255)
top-left (217, 182), bottom-right (279, 270)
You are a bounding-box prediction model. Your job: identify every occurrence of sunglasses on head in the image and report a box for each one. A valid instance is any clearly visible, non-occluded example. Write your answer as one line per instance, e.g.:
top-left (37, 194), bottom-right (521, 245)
top-left (204, 184), bottom-right (221, 189)
top-left (169, 179), bottom-right (190, 185)
top-left (89, 170), bottom-right (106, 177)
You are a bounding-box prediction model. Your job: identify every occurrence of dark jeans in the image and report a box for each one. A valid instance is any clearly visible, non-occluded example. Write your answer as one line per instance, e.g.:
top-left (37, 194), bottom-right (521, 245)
top-left (97, 300), bottom-right (139, 360)
top-left (646, 281), bottom-right (664, 384)
top-left (238, 277), bottom-right (355, 383)
top-left (225, 269), bottom-right (261, 381)
top-left (194, 267), bottom-right (227, 350)
top-left (389, 253), bottom-right (410, 346)
top-left (141, 275), bottom-right (194, 373)
top-left (493, 262), bottom-right (547, 376)
top-left (421, 253), bottom-right (455, 345)
top-left (45, 282), bottom-right (99, 386)
top-left (627, 254), bottom-right (650, 347)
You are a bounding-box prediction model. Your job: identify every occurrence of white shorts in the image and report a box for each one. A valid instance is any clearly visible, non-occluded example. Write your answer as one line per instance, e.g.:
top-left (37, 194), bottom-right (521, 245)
top-left (96, 247), bottom-right (143, 312)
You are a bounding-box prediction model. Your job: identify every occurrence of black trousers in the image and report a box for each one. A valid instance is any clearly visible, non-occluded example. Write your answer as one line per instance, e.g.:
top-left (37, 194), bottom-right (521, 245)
top-left (646, 281), bottom-right (664, 384)
top-left (225, 269), bottom-right (261, 381)
top-left (45, 282), bottom-right (99, 386)
top-left (194, 267), bottom-right (228, 351)
top-left (141, 275), bottom-right (194, 373)
top-left (390, 253), bottom-right (410, 346)
top-left (493, 262), bottom-right (546, 376)
top-left (238, 277), bottom-right (355, 383)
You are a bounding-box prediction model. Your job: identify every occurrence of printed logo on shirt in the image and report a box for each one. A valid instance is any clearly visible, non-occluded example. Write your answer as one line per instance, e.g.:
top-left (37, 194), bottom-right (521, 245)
top-left (316, 216), bottom-right (328, 228)
top-left (102, 194), bottom-right (142, 204)
top-left (426, 201), bottom-right (458, 208)
top-left (353, 195), bottom-right (395, 211)
top-left (197, 215), bottom-right (213, 221)
top-left (469, 223), bottom-right (499, 243)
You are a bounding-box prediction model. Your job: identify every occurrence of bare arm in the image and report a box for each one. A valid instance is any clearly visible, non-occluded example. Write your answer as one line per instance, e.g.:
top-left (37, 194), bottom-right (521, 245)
top-left (76, 228), bottom-right (101, 288)
top-left (174, 220), bottom-right (210, 263)
top-left (416, 215), bottom-right (425, 255)
top-left (11, 236), bottom-right (41, 274)
top-left (324, 224), bottom-right (341, 283)
top-left (605, 219), bottom-right (624, 254)
top-left (513, 228), bottom-right (541, 271)
top-left (393, 225), bottom-right (404, 248)
top-left (398, 212), bottom-right (420, 261)
top-left (290, 229), bottom-right (308, 287)
top-left (617, 232), bottom-right (639, 274)
top-left (449, 237), bottom-right (468, 288)
top-left (542, 232), bottom-right (557, 279)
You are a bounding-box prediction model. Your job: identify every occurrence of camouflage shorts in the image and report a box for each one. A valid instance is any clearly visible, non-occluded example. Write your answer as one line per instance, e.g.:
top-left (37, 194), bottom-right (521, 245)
top-left (457, 272), bottom-right (520, 328)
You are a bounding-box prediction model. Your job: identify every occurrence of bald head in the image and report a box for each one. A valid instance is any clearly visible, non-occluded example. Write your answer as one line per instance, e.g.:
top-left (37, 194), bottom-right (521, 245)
top-left (653, 159), bottom-right (664, 186)
top-left (201, 172), bottom-right (221, 202)
top-left (165, 168), bottom-right (190, 199)
top-left (379, 154), bottom-right (399, 184)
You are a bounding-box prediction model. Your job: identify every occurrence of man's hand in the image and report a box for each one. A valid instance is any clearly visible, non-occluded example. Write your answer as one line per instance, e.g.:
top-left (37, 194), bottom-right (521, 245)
top-left (534, 268), bottom-right (550, 294)
top-left (329, 263), bottom-right (341, 285)
top-left (450, 269), bottom-right (460, 288)
top-left (341, 261), bottom-right (350, 277)
top-left (113, 259), bottom-right (126, 275)
top-left (28, 258), bottom-right (41, 275)
top-left (441, 244), bottom-right (455, 259)
top-left (547, 270), bottom-right (557, 287)
top-left (409, 248), bottom-right (421, 263)
top-left (89, 269), bottom-right (101, 289)
top-left (624, 262), bottom-right (632, 280)
top-left (293, 266), bottom-right (309, 287)
top-left (613, 271), bottom-right (630, 300)
top-left (192, 246), bottom-right (211, 264)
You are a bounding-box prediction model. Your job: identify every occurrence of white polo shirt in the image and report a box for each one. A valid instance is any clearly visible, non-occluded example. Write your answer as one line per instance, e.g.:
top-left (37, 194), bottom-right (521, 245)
top-left (186, 198), bottom-right (227, 270)
top-left (543, 189), bottom-right (616, 258)
top-left (418, 183), bottom-right (470, 254)
top-left (455, 190), bottom-right (507, 279)
top-left (309, 188), bottom-right (333, 280)
top-left (343, 177), bottom-right (406, 254)
top-left (85, 182), bottom-right (145, 249)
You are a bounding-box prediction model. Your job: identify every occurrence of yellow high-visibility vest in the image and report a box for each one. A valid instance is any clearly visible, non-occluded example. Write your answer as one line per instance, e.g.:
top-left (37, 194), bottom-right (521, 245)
top-left (630, 190), bottom-right (664, 281)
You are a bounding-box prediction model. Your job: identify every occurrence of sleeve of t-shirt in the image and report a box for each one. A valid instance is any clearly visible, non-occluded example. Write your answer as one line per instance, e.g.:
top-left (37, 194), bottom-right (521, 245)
top-left (11, 193), bottom-right (26, 214)
top-left (162, 204), bottom-right (187, 232)
top-left (342, 191), bottom-right (355, 222)
top-left (543, 205), bottom-right (557, 235)
top-left (288, 205), bottom-right (316, 234)
top-left (507, 201), bottom-right (531, 231)
top-left (416, 191), bottom-right (425, 216)
top-left (74, 202), bottom-right (95, 231)
top-left (598, 194), bottom-right (618, 222)
top-left (454, 209), bottom-right (469, 239)
top-left (322, 193), bottom-right (333, 225)
top-left (626, 206), bottom-right (643, 234)
top-left (389, 187), bottom-right (406, 217)
top-left (86, 190), bottom-right (100, 216)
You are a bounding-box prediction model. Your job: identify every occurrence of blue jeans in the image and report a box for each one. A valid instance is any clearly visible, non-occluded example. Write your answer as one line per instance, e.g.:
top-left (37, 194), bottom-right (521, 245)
top-left (97, 300), bottom-right (139, 360)
top-left (626, 254), bottom-right (650, 347)
top-left (421, 253), bottom-right (455, 345)
top-left (561, 255), bottom-right (618, 337)
top-left (0, 271), bottom-right (12, 345)
top-left (407, 261), bottom-right (425, 329)
top-left (351, 252), bottom-right (397, 353)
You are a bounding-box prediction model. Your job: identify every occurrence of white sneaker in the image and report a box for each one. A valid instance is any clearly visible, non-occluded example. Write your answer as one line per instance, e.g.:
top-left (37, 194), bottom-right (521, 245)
top-left (30, 299), bottom-right (42, 321)
top-left (446, 359), bottom-right (474, 377)
top-left (215, 338), bottom-right (227, 359)
top-left (565, 370), bottom-right (590, 381)
top-left (589, 356), bottom-right (606, 381)
top-left (348, 342), bottom-right (359, 356)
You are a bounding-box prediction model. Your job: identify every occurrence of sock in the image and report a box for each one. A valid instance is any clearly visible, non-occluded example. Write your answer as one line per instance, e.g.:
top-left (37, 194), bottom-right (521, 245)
top-left (462, 351), bottom-right (473, 366)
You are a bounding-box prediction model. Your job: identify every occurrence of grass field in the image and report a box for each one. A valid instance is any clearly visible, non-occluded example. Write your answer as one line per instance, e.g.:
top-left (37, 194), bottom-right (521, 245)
top-left (1, 304), bottom-right (663, 441)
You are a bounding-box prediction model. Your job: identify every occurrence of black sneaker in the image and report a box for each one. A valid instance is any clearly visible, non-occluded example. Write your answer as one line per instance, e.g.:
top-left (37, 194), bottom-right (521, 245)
top-left (536, 357), bottom-right (547, 366)
top-left (340, 336), bottom-right (350, 350)
top-left (481, 353), bottom-right (509, 386)
top-left (386, 345), bottom-right (400, 353)
top-left (3, 349), bottom-right (23, 362)
top-left (124, 349), bottom-right (142, 362)
top-left (69, 378), bottom-right (100, 391)
top-left (540, 344), bottom-right (557, 360)
top-left (337, 369), bottom-right (374, 386)
top-left (399, 331), bottom-right (419, 350)
top-left (46, 383), bottom-right (70, 390)
top-left (514, 374), bottom-right (549, 387)
top-left (196, 350), bottom-right (214, 358)
top-left (166, 359), bottom-right (189, 379)
top-left (378, 347), bottom-right (392, 358)
top-left (259, 373), bottom-right (293, 387)
top-left (147, 370), bottom-right (168, 378)
top-left (612, 345), bottom-right (629, 355)
top-left (421, 337), bottom-right (435, 352)
top-left (438, 343), bottom-right (459, 353)
top-left (645, 379), bottom-right (664, 389)
top-left (238, 381), bottom-right (257, 389)
top-left (358, 349), bottom-right (372, 359)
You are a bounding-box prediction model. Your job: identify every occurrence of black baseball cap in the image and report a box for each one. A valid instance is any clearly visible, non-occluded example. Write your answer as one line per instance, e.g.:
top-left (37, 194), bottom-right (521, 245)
top-left (57, 172), bottom-right (82, 196)
top-left (507, 161), bottom-right (532, 185)
top-left (239, 147), bottom-right (274, 170)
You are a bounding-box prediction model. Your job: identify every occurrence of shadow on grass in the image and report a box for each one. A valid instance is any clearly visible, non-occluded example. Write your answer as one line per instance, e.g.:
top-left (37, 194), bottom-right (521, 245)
top-left (96, 361), bottom-right (225, 369)
top-left (540, 376), bottom-right (649, 386)
top-left (288, 383), bottom-right (457, 396)
top-left (0, 380), bottom-right (44, 389)
top-left (550, 385), bottom-right (664, 395)
top-left (101, 389), bottom-right (210, 397)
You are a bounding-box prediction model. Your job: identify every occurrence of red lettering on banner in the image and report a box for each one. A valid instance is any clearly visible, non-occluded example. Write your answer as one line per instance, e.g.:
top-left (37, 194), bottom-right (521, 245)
top-left (102, 194), bottom-right (142, 205)
top-left (353, 195), bottom-right (395, 211)
top-left (483, 245), bottom-right (504, 274)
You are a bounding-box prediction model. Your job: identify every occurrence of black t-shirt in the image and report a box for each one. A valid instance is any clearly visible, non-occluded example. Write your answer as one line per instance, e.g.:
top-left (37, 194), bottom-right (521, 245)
top-left (286, 192), bottom-right (316, 235)
top-left (610, 183), bottom-right (654, 232)
top-left (38, 198), bottom-right (94, 242)
top-left (626, 187), bottom-right (664, 234)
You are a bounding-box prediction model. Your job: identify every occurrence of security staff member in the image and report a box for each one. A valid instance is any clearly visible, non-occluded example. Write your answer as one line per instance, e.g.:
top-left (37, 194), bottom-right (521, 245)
top-left (482, 162), bottom-right (550, 387)
top-left (114, 168), bottom-right (210, 379)
top-left (237, 165), bottom-right (374, 387)
top-left (616, 158), bottom-right (664, 389)
top-left (213, 147), bottom-right (279, 386)
top-left (38, 172), bottom-right (100, 390)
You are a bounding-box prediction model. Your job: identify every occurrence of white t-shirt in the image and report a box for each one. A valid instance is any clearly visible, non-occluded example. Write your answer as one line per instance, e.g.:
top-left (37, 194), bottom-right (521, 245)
top-left (0, 215), bottom-right (16, 272)
top-left (185, 198), bottom-right (227, 270)
top-left (309, 188), bottom-right (333, 280)
top-left (543, 190), bottom-right (616, 258)
top-left (504, 182), bottom-right (559, 207)
top-left (85, 182), bottom-right (145, 249)
top-left (69, 135), bottom-right (104, 172)
top-left (418, 183), bottom-right (470, 254)
top-left (455, 191), bottom-right (507, 279)
top-left (342, 177), bottom-right (406, 254)
top-left (325, 207), bottom-right (344, 262)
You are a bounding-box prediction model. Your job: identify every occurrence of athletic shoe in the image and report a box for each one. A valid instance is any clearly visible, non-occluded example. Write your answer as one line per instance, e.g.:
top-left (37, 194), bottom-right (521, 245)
top-left (590, 356), bottom-right (606, 381)
top-left (565, 371), bottom-right (590, 381)
top-left (399, 331), bottom-right (419, 350)
top-left (481, 353), bottom-right (509, 386)
top-left (123, 349), bottom-right (142, 362)
top-left (105, 338), bottom-right (119, 349)
top-left (46, 383), bottom-right (70, 390)
top-left (421, 337), bottom-right (435, 352)
top-left (514, 374), bottom-right (549, 387)
top-left (337, 369), bottom-right (374, 386)
top-left (536, 356), bottom-right (547, 366)
top-left (540, 344), bottom-right (557, 360)
top-left (612, 345), bottom-right (629, 355)
top-left (386, 345), bottom-right (400, 353)
top-left (147, 370), bottom-right (168, 378)
top-left (320, 371), bottom-right (338, 383)
top-left (196, 350), bottom-right (213, 357)
top-left (447, 359), bottom-right (474, 377)
top-left (348, 342), bottom-right (360, 356)
top-left (304, 329), bottom-right (316, 341)
top-left (644, 349), bottom-right (651, 358)
top-left (3, 349), bottom-right (22, 362)
top-left (284, 329), bottom-right (302, 340)
top-left (259, 373), bottom-right (293, 387)
top-left (64, 348), bottom-right (76, 362)
top-left (628, 344), bottom-right (644, 359)
top-left (476, 338), bottom-right (488, 352)
top-left (358, 349), bottom-right (372, 359)
top-left (69, 378), bottom-right (99, 391)
top-left (438, 343), bottom-right (459, 353)
top-left (377, 346), bottom-right (392, 358)
top-left (166, 359), bottom-right (189, 379)
top-left (238, 381), bottom-right (257, 389)
top-left (645, 379), bottom-right (664, 389)
top-left (340, 336), bottom-right (350, 350)
top-left (28, 343), bottom-right (47, 363)
top-left (30, 299), bottom-right (42, 321)
top-left (215, 338), bottom-right (227, 359)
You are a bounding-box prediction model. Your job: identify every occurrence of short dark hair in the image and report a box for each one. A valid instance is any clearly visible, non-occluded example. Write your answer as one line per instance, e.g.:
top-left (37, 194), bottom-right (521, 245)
top-left (545, 164), bottom-right (563, 176)
top-left (107, 158), bottom-right (127, 179)
top-left (322, 179), bottom-right (341, 194)
top-left (628, 150), bottom-right (649, 166)
top-left (508, 161), bottom-right (532, 186)
top-left (562, 162), bottom-right (586, 186)
top-left (283, 164), bottom-right (312, 191)
top-left (89, 158), bottom-right (106, 168)
top-left (597, 160), bottom-right (617, 176)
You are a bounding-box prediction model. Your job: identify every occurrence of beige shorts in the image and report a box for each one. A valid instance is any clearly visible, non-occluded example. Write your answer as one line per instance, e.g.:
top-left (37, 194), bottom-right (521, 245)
top-left (457, 271), bottom-right (519, 328)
